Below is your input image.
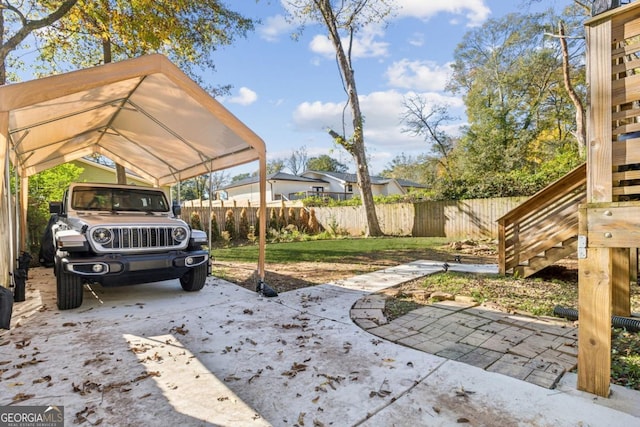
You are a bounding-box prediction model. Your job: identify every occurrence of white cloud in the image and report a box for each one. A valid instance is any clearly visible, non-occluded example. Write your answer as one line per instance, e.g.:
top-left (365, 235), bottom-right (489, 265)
top-left (396, 0), bottom-right (491, 27)
top-left (228, 87), bottom-right (258, 106)
top-left (259, 14), bottom-right (295, 42)
top-left (261, 0), bottom-right (490, 45)
top-left (292, 100), bottom-right (347, 133)
top-left (386, 59), bottom-right (453, 91)
top-left (309, 24), bottom-right (389, 60)
top-left (408, 32), bottom-right (424, 47)
top-left (292, 90), bottom-right (463, 150)
top-left (289, 90), bottom-right (465, 173)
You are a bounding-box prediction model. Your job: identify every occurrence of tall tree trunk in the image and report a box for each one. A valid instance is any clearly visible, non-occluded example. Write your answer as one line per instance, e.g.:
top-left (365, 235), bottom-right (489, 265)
top-left (101, 32), bottom-right (126, 184)
top-left (318, 0), bottom-right (383, 236)
top-left (0, 12), bottom-right (5, 86)
top-left (559, 21), bottom-right (586, 157)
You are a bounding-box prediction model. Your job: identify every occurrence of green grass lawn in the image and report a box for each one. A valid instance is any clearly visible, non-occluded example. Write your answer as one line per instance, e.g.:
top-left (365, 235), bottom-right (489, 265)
top-left (212, 236), bottom-right (454, 264)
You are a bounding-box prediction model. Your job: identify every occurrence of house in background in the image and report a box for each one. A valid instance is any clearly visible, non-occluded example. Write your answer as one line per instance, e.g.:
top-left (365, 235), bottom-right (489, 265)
top-left (302, 171), bottom-right (426, 199)
top-left (72, 158), bottom-right (156, 187)
top-left (219, 172), bottom-right (328, 204)
top-left (217, 170), bottom-right (426, 205)
top-left (70, 158), bottom-right (171, 199)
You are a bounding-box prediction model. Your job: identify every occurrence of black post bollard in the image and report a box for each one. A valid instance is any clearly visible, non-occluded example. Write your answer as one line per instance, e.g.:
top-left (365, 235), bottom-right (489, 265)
top-left (18, 252), bottom-right (33, 278)
top-left (0, 286), bottom-right (13, 329)
top-left (13, 269), bottom-right (26, 302)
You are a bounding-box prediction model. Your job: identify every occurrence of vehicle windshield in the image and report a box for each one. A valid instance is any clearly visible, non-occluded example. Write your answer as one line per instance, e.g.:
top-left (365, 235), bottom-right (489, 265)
top-left (71, 186), bottom-right (169, 213)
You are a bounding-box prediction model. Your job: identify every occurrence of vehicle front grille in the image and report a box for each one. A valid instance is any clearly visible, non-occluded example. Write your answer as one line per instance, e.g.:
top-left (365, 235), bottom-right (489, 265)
top-left (91, 226), bottom-right (187, 252)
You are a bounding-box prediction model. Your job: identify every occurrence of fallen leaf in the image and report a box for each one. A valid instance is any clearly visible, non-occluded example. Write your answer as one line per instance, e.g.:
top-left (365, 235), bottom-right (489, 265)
top-left (15, 339), bottom-right (30, 349)
top-left (455, 387), bottom-right (475, 398)
top-left (12, 393), bottom-right (34, 403)
top-left (33, 375), bottom-right (51, 384)
top-left (14, 358), bottom-right (45, 369)
top-left (281, 362), bottom-right (308, 378)
top-left (132, 371), bottom-right (160, 382)
top-left (170, 324), bottom-right (188, 335)
top-left (369, 389), bottom-right (391, 398)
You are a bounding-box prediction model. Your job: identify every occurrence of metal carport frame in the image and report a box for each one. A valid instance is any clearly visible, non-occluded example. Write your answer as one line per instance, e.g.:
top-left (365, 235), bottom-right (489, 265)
top-left (0, 54), bottom-right (267, 291)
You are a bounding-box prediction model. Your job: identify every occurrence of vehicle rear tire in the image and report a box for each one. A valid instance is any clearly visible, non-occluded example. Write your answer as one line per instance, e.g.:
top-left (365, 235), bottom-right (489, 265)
top-left (56, 259), bottom-right (84, 310)
top-left (180, 263), bottom-right (207, 292)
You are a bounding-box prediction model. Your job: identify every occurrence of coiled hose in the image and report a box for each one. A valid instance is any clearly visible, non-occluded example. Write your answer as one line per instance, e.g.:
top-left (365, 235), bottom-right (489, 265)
top-left (553, 306), bottom-right (640, 332)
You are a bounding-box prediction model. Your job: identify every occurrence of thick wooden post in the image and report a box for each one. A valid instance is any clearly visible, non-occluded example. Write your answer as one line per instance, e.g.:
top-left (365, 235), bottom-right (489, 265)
top-left (612, 247), bottom-right (631, 316)
top-left (579, 14), bottom-right (613, 397)
top-left (577, 246), bottom-right (613, 397)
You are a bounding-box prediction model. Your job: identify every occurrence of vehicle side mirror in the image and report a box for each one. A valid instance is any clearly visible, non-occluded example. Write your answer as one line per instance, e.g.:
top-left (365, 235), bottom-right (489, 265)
top-left (49, 201), bottom-right (62, 215)
top-left (172, 200), bottom-right (181, 216)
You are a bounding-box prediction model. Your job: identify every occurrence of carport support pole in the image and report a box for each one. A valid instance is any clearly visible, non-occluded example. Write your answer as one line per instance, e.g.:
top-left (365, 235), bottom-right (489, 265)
top-left (19, 176), bottom-right (28, 254)
top-left (258, 154), bottom-right (266, 279)
top-left (0, 111), bottom-right (13, 287)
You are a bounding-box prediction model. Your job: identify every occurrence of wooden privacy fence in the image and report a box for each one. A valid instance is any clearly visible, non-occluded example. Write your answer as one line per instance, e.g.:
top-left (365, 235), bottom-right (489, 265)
top-left (181, 196), bottom-right (527, 239)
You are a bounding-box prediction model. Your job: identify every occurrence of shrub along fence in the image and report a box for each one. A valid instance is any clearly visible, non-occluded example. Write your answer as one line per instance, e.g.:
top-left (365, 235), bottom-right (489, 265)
top-left (180, 196), bottom-right (527, 240)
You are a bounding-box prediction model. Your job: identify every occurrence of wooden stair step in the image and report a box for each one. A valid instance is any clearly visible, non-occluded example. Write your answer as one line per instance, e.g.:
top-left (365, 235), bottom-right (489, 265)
top-left (516, 238), bottom-right (579, 278)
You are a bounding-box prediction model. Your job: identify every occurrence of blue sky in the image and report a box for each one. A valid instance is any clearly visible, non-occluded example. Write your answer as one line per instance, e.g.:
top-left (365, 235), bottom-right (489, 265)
top-left (212, 0), bottom-right (575, 179)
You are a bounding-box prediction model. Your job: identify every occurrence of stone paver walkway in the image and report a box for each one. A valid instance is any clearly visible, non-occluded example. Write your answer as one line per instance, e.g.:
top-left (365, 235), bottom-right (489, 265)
top-left (351, 295), bottom-right (578, 389)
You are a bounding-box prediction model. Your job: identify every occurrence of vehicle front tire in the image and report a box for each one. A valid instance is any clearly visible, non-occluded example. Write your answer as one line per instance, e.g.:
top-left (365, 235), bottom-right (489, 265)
top-left (56, 259), bottom-right (84, 310)
top-left (180, 263), bottom-right (207, 292)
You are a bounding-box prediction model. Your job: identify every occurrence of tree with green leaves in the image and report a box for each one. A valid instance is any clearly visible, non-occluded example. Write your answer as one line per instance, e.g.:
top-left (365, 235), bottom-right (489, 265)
top-left (31, 0), bottom-right (254, 93)
top-left (380, 153), bottom-right (435, 186)
top-left (28, 0), bottom-right (254, 183)
top-left (0, 0), bottom-right (79, 84)
top-left (284, 0), bottom-right (395, 236)
top-left (447, 11), bottom-right (582, 195)
top-left (28, 163), bottom-right (83, 255)
top-left (267, 158), bottom-right (286, 175)
top-left (307, 154), bottom-right (348, 173)
top-left (230, 173), bottom-right (251, 184)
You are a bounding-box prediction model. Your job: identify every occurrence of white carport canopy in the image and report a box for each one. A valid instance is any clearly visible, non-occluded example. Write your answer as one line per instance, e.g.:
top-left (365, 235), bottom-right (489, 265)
top-left (0, 54), bottom-right (267, 287)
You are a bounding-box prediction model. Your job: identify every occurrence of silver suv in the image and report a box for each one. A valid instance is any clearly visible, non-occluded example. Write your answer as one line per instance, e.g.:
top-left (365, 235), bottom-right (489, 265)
top-left (48, 183), bottom-right (209, 310)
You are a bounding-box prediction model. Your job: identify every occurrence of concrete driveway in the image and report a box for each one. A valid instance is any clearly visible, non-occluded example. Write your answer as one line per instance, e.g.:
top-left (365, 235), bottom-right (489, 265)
top-left (1, 262), bottom-right (639, 426)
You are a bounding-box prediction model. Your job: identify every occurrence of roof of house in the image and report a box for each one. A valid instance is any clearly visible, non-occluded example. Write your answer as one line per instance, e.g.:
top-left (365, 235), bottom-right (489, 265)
top-left (221, 170), bottom-right (427, 191)
top-left (395, 178), bottom-right (428, 188)
top-left (221, 171), bottom-right (327, 190)
top-left (303, 171), bottom-right (427, 188)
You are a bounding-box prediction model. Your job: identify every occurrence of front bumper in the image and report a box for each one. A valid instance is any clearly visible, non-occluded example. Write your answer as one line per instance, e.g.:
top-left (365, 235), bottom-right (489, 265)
top-left (60, 250), bottom-right (209, 286)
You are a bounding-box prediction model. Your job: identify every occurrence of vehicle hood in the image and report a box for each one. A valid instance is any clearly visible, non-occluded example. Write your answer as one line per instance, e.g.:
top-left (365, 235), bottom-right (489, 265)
top-left (69, 212), bottom-right (187, 227)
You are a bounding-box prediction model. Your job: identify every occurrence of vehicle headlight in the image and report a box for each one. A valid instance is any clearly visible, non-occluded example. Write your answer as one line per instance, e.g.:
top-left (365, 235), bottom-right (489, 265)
top-left (172, 226), bottom-right (188, 242)
top-left (92, 227), bottom-right (112, 244)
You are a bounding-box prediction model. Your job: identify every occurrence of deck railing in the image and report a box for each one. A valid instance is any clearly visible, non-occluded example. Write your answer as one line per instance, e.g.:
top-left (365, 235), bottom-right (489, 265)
top-left (498, 163), bottom-right (586, 276)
